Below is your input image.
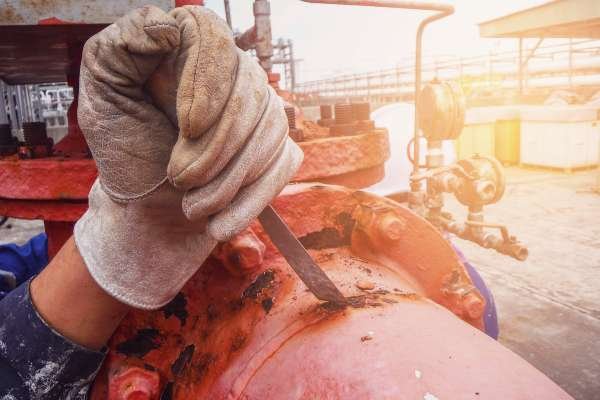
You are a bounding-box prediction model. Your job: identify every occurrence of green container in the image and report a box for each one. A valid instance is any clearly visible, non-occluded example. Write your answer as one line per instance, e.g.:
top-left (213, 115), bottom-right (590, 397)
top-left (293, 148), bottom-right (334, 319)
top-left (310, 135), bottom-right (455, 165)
top-left (494, 119), bottom-right (520, 165)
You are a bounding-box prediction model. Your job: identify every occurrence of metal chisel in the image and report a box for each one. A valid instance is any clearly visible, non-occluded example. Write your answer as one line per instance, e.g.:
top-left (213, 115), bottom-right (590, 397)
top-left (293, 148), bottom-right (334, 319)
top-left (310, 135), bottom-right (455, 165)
top-left (258, 205), bottom-right (348, 306)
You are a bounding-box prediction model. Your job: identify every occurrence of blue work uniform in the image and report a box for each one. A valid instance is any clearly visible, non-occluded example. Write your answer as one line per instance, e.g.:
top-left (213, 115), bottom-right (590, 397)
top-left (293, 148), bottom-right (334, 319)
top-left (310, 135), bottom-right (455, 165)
top-left (0, 234), bottom-right (105, 399)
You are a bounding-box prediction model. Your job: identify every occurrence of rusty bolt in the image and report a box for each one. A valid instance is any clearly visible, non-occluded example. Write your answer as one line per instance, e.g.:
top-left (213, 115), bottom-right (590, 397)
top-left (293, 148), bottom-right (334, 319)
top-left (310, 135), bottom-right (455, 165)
top-left (108, 367), bottom-right (159, 400)
top-left (378, 214), bottom-right (406, 241)
top-left (215, 228), bottom-right (266, 277)
top-left (462, 293), bottom-right (485, 319)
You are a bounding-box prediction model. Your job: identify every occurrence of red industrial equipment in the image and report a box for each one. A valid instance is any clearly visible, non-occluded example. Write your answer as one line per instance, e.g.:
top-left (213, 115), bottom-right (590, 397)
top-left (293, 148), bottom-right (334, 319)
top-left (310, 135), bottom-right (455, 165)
top-left (0, 1), bottom-right (568, 399)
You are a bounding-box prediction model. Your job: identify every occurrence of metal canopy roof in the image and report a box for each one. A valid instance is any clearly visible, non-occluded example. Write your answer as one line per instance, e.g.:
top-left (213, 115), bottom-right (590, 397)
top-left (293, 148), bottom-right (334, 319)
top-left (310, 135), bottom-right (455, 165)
top-left (479, 0), bottom-right (600, 38)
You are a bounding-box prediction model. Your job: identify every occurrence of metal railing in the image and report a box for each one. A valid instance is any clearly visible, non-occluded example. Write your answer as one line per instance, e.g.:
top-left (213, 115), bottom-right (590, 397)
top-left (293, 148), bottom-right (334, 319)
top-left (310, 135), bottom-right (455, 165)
top-left (296, 39), bottom-right (600, 103)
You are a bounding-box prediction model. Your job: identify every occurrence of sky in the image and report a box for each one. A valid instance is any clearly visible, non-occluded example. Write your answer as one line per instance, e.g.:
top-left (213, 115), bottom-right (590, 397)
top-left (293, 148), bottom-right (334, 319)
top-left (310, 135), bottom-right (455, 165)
top-left (204, 0), bottom-right (550, 83)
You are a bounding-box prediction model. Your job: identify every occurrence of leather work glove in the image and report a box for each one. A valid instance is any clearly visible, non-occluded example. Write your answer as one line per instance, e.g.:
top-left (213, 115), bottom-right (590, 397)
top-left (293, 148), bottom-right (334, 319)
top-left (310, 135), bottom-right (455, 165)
top-left (74, 6), bottom-right (303, 309)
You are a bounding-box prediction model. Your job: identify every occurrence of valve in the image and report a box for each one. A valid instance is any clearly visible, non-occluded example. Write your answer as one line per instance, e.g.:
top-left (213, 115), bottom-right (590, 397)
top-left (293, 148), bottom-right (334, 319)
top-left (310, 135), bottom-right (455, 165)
top-left (410, 79), bottom-right (527, 261)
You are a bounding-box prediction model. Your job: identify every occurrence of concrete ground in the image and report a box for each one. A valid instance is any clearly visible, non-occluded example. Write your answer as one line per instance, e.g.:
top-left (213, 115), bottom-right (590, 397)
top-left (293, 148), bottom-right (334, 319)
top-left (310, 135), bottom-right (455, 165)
top-left (445, 167), bottom-right (600, 400)
top-left (1, 167), bottom-right (598, 399)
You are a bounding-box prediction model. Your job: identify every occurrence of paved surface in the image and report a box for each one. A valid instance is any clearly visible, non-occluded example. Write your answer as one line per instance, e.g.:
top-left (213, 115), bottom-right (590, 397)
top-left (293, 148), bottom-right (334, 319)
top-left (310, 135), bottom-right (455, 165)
top-left (1, 167), bottom-right (599, 399)
top-left (445, 167), bottom-right (600, 400)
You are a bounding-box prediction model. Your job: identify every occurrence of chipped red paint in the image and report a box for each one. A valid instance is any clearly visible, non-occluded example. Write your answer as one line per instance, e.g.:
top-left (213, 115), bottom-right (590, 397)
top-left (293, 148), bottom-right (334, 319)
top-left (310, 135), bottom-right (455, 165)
top-left (0, 199), bottom-right (87, 221)
top-left (0, 158), bottom-right (96, 200)
top-left (91, 184), bottom-right (570, 399)
top-left (294, 130), bottom-right (390, 183)
top-left (38, 17), bottom-right (71, 25)
top-left (0, 118), bottom-right (387, 260)
top-left (175, 0), bottom-right (204, 6)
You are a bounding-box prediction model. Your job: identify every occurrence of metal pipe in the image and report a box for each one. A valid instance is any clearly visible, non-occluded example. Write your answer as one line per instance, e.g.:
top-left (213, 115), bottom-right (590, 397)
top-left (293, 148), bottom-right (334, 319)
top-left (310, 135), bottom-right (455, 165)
top-left (235, 25), bottom-right (258, 51)
top-left (413, 6), bottom-right (453, 174)
top-left (302, 0), bottom-right (451, 11)
top-left (223, 0), bottom-right (232, 29)
top-left (6, 86), bottom-right (19, 131)
top-left (518, 37), bottom-right (523, 95)
top-left (0, 81), bottom-right (8, 124)
top-left (254, 0), bottom-right (274, 72)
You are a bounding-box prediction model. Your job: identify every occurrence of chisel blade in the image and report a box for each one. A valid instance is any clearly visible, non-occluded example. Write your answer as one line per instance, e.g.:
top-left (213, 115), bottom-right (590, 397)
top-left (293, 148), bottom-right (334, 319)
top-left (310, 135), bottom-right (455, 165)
top-left (258, 205), bottom-right (347, 306)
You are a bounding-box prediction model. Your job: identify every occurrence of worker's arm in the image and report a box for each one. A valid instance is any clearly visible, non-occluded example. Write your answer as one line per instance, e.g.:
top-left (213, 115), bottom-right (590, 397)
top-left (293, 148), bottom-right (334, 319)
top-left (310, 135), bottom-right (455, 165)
top-left (0, 238), bottom-right (113, 399)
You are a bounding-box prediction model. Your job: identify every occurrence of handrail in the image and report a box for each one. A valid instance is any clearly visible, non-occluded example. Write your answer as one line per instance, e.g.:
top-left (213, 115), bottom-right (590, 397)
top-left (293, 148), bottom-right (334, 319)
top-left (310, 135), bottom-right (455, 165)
top-left (296, 39), bottom-right (600, 87)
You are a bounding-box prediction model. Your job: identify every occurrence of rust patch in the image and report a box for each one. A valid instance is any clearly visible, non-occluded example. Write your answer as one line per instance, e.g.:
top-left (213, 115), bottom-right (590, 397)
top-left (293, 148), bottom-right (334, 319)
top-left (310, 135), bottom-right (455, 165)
top-left (230, 331), bottom-right (247, 353)
top-left (116, 329), bottom-right (161, 358)
top-left (163, 293), bottom-right (188, 327)
top-left (299, 213), bottom-right (355, 250)
top-left (320, 289), bottom-right (421, 314)
top-left (299, 227), bottom-right (347, 250)
top-left (242, 269), bottom-right (275, 300)
top-left (194, 353), bottom-right (216, 380)
top-left (206, 304), bottom-right (218, 321)
top-left (160, 382), bottom-right (174, 400)
top-left (261, 297), bottom-right (274, 313)
top-left (171, 344), bottom-right (195, 376)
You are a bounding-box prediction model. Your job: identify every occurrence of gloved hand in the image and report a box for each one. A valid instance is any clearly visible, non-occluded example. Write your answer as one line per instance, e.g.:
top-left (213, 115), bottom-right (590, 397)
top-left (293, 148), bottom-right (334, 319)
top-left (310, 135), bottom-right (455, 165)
top-left (74, 5), bottom-right (303, 309)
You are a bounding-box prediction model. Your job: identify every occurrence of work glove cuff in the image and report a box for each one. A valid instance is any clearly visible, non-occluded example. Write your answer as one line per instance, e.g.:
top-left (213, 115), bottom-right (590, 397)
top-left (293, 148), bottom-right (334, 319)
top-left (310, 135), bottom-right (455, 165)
top-left (74, 180), bottom-right (217, 310)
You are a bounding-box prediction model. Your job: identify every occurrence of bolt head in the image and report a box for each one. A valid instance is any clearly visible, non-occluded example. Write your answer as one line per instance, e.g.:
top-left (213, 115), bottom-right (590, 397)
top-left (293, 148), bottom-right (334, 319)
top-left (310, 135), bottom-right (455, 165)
top-left (463, 293), bottom-right (485, 319)
top-left (108, 367), bottom-right (159, 400)
top-left (378, 215), bottom-right (406, 241)
top-left (215, 229), bottom-right (266, 276)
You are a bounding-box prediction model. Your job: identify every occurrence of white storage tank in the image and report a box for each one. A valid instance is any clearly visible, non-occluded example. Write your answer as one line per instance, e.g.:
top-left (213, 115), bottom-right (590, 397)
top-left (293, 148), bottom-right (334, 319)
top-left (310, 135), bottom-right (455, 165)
top-left (519, 106), bottom-right (600, 172)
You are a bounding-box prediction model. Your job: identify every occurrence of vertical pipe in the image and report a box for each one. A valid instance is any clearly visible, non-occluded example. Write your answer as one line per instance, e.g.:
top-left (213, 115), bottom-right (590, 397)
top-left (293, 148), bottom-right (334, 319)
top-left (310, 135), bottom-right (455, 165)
top-left (568, 37), bottom-right (573, 89)
top-left (288, 39), bottom-right (296, 92)
top-left (518, 37), bottom-right (523, 96)
top-left (0, 81), bottom-right (8, 124)
top-left (253, 0), bottom-right (273, 72)
top-left (413, 8), bottom-right (454, 174)
top-left (223, 0), bottom-right (232, 28)
top-left (16, 86), bottom-right (30, 124)
top-left (488, 50), bottom-right (493, 86)
top-left (7, 86), bottom-right (19, 131)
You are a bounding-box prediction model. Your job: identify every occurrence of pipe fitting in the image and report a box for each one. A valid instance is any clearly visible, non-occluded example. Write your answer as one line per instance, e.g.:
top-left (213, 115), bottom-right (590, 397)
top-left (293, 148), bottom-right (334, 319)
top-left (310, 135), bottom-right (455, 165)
top-left (108, 367), bottom-right (159, 400)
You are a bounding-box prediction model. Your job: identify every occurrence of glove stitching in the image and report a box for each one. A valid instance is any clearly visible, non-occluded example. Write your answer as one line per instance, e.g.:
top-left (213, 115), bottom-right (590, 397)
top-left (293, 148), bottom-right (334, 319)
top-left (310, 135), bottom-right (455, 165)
top-left (101, 177), bottom-right (170, 204)
top-left (144, 22), bottom-right (177, 29)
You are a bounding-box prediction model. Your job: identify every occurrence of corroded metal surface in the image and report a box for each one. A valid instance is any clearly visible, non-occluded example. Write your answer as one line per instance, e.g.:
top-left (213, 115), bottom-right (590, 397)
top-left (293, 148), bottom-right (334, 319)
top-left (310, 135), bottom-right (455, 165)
top-left (90, 184), bottom-right (570, 399)
top-left (294, 130), bottom-right (390, 183)
top-left (0, 0), bottom-right (173, 25)
top-left (0, 24), bottom-right (102, 84)
top-left (0, 158), bottom-right (96, 200)
top-left (0, 1), bottom-right (204, 84)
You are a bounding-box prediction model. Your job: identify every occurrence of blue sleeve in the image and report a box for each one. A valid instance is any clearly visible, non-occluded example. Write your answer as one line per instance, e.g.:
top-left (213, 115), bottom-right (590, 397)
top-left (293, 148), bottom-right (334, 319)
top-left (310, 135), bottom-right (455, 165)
top-left (0, 233), bottom-right (49, 300)
top-left (0, 280), bottom-right (106, 399)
